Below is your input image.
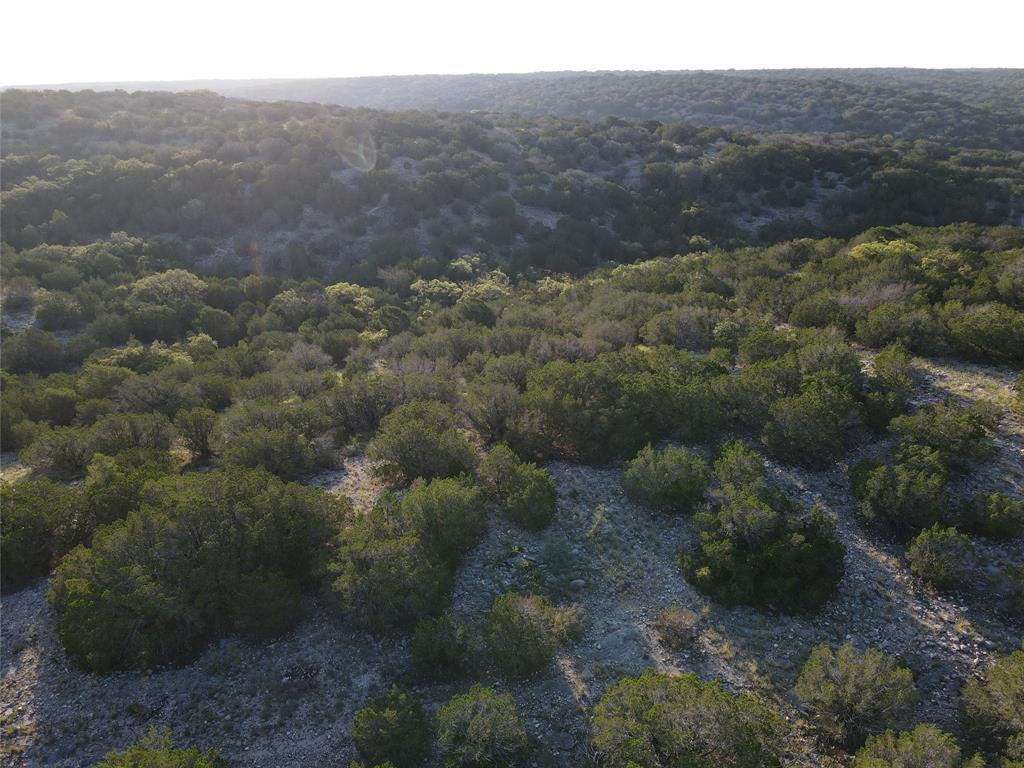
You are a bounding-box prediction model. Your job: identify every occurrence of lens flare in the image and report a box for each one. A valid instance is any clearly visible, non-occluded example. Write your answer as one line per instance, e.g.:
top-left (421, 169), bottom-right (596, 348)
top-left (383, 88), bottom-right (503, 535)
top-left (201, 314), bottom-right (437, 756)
top-left (334, 128), bottom-right (377, 172)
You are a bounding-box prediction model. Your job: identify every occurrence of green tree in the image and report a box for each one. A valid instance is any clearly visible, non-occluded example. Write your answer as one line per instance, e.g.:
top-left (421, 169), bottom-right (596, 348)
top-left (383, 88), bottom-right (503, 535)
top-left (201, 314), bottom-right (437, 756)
top-left (948, 304), bottom-right (1024, 363)
top-left (130, 269), bottom-right (207, 310)
top-left (870, 344), bottom-right (914, 406)
top-left (329, 477), bottom-right (484, 632)
top-left (478, 443), bottom-right (557, 530)
top-left (400, 476), bottom-right (486, 566)
top-left (219, 425), bottom-right (316, 480)
top-left (411, 614), bottom-right (473, 681)
top-left (436, 686), bottom-right (528, 768)
top-left (795, 643), bottom-right (917, 747)
top-left (19, 425), bottom-right (94, 477)
top-left (762, 374), bottom-right (863, 469)
top-left (484, 592), bottom-right (576, 679)
top-left (367, 400), bottom-right (475, 485)
top-left (591, 670), bottom-right (785, 767)
top-left (857, 446), bottom-right (950, 538)
top-left (352, 686), bottom-right (431, 768)
top-left (329, 512), bottom-right (451, 633)
top-left (905, 525), bottom-right (974, 589)
top-left (174, 407), bottom-right (218, 457)
top-left (852, 724), bottom-right (971, 768)
top-left (0, 478), bottom-right (84, 590)
top-left (194, 306), bottom-right (240, 346)
top-left (961, 492), bottom-right (1024, 539)
top-left (889, 401), bottom-right (992, 469)
top-left (96, 729), bottom-right (222, 768)
top-left (89, 412), bottom-right (176, 459)
top-left (963, 648), bottom-right (1024, 745)
top-left (621, 443), bottom-right (709, 513)
top-left (2, 327), bottom-right (64, 374)
top-left (49, 468), bottom-right (345, 671)
top-left (683, 442), bottom-right (844, 612)
top-left (83, 452), bottom-right (170, 529)
top-left (1002, 734), bottom-right (1024, 768)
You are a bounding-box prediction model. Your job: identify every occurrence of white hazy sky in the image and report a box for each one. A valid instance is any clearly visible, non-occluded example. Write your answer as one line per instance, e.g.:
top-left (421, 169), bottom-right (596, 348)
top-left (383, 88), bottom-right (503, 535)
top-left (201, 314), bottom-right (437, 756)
top-left (3, 0), bottom-right (1023, 85)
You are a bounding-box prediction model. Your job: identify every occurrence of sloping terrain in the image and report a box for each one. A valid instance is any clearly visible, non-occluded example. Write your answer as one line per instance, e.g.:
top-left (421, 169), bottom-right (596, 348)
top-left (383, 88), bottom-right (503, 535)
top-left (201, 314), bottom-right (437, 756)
top-left (9, 70), bottom-right (1024, 150)
top-left (2, 356), bottom-right (1020, 767)
top-left (2, 88), bottom-right (1021, 279)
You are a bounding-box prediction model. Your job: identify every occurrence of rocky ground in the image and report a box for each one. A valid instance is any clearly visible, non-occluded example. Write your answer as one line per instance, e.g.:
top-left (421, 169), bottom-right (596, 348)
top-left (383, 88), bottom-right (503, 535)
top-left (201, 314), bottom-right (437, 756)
top-left (1, 357), bottom-right (1021, 767)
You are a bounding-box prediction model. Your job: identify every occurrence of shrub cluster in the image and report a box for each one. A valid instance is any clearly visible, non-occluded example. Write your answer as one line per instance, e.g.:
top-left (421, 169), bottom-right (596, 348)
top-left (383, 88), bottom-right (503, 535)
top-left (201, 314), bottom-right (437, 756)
top-left (889, 401), bottom-right (993, 470)
top-left (852, 724), bottom-right (983, 768)
top-left (961, 492), bottom-right (1024, 539)
top-left (962, 648), bottom-right (1024, 745)
top-left (436, 685), bottom-right (529, 767)
top-left (795, 643), bottom-right (917, 747)
top-left (1004, 735), bottom-right (1024, 768)
top-left (49, 468), bottom-right (345, 671)
top-left (905, 525), bottom-right (974, 589)
top-left (410, 614), bottom-right (474, 681)
top-left (352, 686), bottom-right (431, 768)
top-left (761, 372), bottom-right (864, 468)
top-left (590, 670), bottom-right (785, 767)
top-left (484, 592), bottom-right (579, 679)
top-left (653, 605), bottom-right (702, 650)
top-left (854, 446), bottom-right (950, 538)
top-left (682, 441), bottom-right (845, 612)
top-left (512, 347), bottom-right (724, 463)
top-left (367, 400), bottom-right (475, 485)
top-left (621, 444), bottom-right (709, 513)
top-left (328, 476), bottom-right (484, 632)
top-left (1, 477), bottom-right (85, 591)
top-left (478, 443), bottom-right (557, 530)
top-left (410, 590), bottom-right (580, 683)
top-left (96, 730), bottom-right (222, 768)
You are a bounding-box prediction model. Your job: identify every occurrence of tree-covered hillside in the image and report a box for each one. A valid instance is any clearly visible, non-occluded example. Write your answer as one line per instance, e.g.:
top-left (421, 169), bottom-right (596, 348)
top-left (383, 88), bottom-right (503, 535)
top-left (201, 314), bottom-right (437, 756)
top-left (1, 88), bottom-right (1022, 768)
top-left (2, 89), bottom-right (1023, 283)
top-left (13, 69), bottom-right (1024, 149)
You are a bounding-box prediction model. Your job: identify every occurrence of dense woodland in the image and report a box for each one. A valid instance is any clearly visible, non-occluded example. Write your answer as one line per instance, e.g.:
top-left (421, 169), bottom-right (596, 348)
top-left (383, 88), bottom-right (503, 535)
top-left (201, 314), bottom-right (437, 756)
top-left (1, 78), bottom-right (1023, 768)
top-left (33, 69), bottom-right (1024, 150)
top-left (2, 88), bottom-right (1023, 272)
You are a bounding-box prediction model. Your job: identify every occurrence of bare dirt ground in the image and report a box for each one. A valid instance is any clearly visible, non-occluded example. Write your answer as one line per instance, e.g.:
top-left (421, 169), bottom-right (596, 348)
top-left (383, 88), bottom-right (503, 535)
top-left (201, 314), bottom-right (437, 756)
top-left (1, 357), bottom-right (1021, 767)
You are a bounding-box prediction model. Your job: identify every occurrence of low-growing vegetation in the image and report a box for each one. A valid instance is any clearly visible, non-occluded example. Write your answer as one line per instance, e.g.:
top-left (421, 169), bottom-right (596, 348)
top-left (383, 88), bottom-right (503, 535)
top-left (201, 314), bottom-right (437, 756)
top-left (483, 592), bottom-right (579, 679)
top-left (682, 441), bottom-right (845, 612)
top-left (852, 724), bottom-right (983, 768)
top-left (905, 525), bottom-right (975, 589)
top-left (591, 670), bottom-right (786, 767)
top-left (962, 648), bottom-right (1024, 746)
top-left (478, 444), bottom-right (557, 530)
top-left (436, 686), bottom-right (529, 767)
top-left (367, 400), bottom-right (475, 486)
top-left (795, 643), bottom-right (917, 747)
top-left (49, 468), bottom-right (346, 671)
top-left (854, 446), bottom-right (951, 538)
top-left (352, 687), bottom-right (431, 768)
top-left (653, 605), bottom-right (702, 651)
top-left (621, 444), bottom-right (709, 513)
top-left (328, 477), bottom-right (485, 632)
top-left (95, 730), bottom-right (222, 768)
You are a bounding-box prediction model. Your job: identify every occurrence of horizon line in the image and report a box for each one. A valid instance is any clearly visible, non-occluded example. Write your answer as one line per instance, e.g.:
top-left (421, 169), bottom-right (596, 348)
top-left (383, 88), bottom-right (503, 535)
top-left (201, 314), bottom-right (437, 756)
top-left (6, 66), bottom-right (1023, 91)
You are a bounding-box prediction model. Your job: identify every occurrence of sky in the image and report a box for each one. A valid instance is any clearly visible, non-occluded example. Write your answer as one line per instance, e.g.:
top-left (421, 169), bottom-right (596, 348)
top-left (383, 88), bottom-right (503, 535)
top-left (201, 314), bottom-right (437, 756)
top-left (3, 0), bottom-right (1023, 85)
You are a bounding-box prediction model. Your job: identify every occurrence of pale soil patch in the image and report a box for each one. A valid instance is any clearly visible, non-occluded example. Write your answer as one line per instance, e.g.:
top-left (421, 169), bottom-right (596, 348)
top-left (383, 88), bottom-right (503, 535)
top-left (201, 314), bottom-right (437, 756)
top-left (0, 311), bottom-right (34, 334)
top-left (306, 454), bottom-right (382, 514)
top-left (0, 453), bottom-right (30, 483)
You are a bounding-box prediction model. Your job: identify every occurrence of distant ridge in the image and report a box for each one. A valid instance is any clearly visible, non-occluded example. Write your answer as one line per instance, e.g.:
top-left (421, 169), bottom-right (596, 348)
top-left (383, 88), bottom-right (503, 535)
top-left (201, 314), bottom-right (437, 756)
top-left (7, 69), bottom-right (1022, 149)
